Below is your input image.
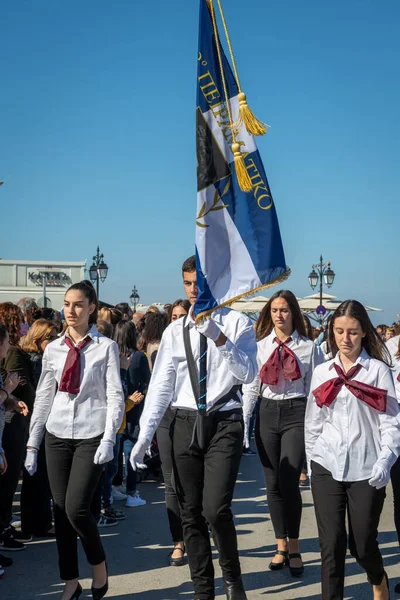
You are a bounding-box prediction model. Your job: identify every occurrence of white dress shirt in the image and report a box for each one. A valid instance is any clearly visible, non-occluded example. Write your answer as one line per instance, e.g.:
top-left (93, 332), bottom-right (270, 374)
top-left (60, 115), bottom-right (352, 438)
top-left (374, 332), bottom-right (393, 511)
top-left (305, 348), bottom-right (400, 482)
top-left (242, 330), bottom-right (323, 423)
top-left (138, 308), bottom-right (257, 443)
top-left (28, 325), bottom-right (125, 448)
top-left (386, 335), bottom-right (400, 401)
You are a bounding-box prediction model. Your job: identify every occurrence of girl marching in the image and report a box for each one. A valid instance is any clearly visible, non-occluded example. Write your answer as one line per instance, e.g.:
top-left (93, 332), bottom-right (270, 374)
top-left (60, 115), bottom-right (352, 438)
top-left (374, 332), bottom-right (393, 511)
top-left (306, 300), bottom-right (399, 600)
top-left (243, 290), bottom-right (322, 576)
top-left (25, 281), bottom-right (124, 600)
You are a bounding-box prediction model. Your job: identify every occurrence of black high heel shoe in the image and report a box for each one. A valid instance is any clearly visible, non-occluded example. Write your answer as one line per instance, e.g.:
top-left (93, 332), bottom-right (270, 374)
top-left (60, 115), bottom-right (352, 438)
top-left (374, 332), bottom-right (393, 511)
top-left (169, 544), bottom-right (185, 567)
top-left (68, 582), bottom-right (82, 600)
top-left (288, 553), bottom-right (304, 577)
top-left (269, 550), bottom-right (288, 570)
top-left (91, 562), bottom-right (108, 600)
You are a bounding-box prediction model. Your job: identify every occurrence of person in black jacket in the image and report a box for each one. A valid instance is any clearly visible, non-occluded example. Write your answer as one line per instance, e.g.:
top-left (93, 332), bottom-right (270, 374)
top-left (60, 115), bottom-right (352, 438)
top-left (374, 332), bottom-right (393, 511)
top-left (0, 302), bottom-right (33, 552)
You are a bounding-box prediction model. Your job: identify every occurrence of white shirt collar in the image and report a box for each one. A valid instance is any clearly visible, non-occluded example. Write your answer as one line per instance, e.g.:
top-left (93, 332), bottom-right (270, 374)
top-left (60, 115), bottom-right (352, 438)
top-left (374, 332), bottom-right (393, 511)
top-left (331, 347), bottom-right (370, 371)
top-left (61, 324), bottom-right (100, 345)
top-left (269, 329), bottom-right (301, 344)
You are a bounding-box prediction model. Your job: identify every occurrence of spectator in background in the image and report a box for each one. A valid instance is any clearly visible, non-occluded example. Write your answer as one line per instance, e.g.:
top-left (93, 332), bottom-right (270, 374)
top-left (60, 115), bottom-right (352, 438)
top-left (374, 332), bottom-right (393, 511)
top-left (376, 324), bottom-right (387, 341)
top-left (20, 319), bottom-right (58, 539)
top-left (147, 305), bottom-right (160, 314)
top-left (0, 323), bottom-right (23, 569)
top-left (313, 326), bottom-right (322, 341)
top-left (17, 298), bottom-right (41, 336)
top-left (385, 327), bottom-right (395, 342)
top-left (164, 304), bottom-right (172, 321)
top-left (114, 320), bottom-right (151, 508)
top-left (98, 307), bottom-right (123, 330)
top-left (0, 303), bottom-right (33, 552)
top-left (138, 312), bottom-right (169, 370)
top-left (115, 303), bottom-right (133, 321)
top-left (303, 314), bottom-right (314, 340)
top-left (170, 300), bottom-right (191, 323)
top-left (96, 320), bottom-right (113, 339)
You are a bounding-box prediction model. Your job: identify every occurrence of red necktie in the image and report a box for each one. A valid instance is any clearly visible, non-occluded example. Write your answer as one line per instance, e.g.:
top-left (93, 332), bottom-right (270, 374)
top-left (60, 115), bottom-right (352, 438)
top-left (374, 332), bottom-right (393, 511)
top-left (260, 337), bottom-right (302, 386)
top-left (397, 372), bottom-right (400, 382)
top-left (59, 336), bottom-right (92, 395)
top-left (313, 362), bottom-right (387, 412)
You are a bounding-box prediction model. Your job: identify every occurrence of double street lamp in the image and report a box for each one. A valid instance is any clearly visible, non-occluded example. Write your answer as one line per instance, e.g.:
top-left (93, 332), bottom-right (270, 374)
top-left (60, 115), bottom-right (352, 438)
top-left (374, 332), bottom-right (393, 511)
top-left (130, 286), bottom-right (140, 313)
top-left (89, 247), bottom-right (108, 300)
top-left (308, 255), bottom-right (336, 323)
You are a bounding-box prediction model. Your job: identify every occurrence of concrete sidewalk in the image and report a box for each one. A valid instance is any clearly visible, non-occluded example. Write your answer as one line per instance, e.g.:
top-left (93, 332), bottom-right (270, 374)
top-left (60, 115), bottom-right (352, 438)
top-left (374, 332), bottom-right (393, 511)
top-left (1, 455), bottom-right (399, 599)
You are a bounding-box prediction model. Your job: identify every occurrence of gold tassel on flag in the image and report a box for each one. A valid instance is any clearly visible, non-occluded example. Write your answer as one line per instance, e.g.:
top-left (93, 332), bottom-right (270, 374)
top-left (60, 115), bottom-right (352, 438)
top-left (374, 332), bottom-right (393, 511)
top-left (209, 0), bottom-right (253, 193)
top-left (216, 0), bottom-right (269, 137)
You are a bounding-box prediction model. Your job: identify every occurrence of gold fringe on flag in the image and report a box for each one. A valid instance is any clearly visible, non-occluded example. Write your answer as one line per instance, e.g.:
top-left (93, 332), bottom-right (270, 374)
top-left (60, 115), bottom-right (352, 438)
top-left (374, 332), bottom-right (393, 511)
top-left (216, 0), bottom-right (269, 137)
top-left (195, 267), bottom-right (291, 324)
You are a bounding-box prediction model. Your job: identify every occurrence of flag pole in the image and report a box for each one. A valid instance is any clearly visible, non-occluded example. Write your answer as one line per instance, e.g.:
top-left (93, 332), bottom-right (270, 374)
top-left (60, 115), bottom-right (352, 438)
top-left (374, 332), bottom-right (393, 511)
top-left (215, 0), bottom-right (269, 137)
top-left (208, 0), bottom-right (253, 192)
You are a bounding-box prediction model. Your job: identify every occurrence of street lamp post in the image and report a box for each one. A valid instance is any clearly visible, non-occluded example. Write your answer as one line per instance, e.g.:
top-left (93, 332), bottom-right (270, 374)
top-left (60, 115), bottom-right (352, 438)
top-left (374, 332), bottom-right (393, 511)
top-left (130, 286), bottom-right (140, 313)
top-left (89, 246), bottom-right (108, 300)
top-left (308, 255), bottom-right (336, 323)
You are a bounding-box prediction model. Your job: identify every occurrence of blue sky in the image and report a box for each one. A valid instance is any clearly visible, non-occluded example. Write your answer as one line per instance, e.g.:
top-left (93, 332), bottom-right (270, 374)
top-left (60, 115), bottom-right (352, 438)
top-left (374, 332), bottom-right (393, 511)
top-left (1, 0), bottom-right (399, 325)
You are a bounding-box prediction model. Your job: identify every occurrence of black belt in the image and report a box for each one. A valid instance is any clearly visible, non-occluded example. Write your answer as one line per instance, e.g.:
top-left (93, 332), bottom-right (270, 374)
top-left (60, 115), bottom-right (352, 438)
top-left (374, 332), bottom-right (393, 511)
top-left (174, 407), bottom-right (243, 422)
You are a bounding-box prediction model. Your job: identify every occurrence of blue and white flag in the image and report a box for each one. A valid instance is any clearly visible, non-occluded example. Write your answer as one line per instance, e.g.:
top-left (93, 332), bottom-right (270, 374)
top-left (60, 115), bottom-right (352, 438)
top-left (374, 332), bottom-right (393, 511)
top-left (194, 0), bottom-right (289, 320)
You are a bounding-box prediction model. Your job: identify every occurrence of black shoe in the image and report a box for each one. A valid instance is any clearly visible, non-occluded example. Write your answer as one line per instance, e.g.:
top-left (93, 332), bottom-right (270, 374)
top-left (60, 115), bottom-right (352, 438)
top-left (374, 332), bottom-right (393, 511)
top-left (92, 562), bottom-right (108, 600)
top-left (169, 544), bottom-right (185, 567)
top-left (289, 553), bottom-right (304, 577)
top-left (224, 578), bottom-right (247, 600)
top-left (269, 550), bottom-right (288, 570)
top-left (0, 552), bottom-right (13, 567)
top-left (0, 528), bottom-right (26, 552)
top-left (394, 580), bottom-right (400, 594)
top-left (68, 582), bottom-right (83, 599)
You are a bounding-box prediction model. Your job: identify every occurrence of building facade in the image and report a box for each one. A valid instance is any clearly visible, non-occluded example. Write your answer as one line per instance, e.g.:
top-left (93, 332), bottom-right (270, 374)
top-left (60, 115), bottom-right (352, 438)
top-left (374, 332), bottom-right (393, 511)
top-left (0, 259), bottom-right (86, 310)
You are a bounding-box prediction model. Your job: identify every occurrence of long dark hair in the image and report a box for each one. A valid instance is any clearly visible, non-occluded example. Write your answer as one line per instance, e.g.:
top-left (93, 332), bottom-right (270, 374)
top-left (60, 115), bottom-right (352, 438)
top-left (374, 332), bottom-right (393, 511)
top-left (66, 280), bottom-right (98, 325)
top-left (255, 290), bottom-right (307, 342)
top-left (141, 312), bottom-right (169, 345)
top-left (328, 300), bottom-right (391, 365)
top-left (113, 320), bottom-right (137, 355)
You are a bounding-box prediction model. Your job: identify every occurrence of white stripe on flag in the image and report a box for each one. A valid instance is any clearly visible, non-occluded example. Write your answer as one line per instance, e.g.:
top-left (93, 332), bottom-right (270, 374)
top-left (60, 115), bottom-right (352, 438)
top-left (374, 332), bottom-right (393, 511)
top-left (197, 186), bottom-right (262, 304)
top-left (202, 95), bottom-right (257, 164)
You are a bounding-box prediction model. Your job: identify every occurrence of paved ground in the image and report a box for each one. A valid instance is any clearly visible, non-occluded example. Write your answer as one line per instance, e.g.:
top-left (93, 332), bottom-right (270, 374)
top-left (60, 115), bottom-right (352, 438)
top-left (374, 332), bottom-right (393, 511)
top-left (1, 451), bottom-right (400, 600)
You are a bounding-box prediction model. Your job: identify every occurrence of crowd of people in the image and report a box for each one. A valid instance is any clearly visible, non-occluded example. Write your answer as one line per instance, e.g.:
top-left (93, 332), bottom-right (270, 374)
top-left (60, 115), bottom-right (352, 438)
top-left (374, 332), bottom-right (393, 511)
top-left (0, 261), bottom-right (400, 600)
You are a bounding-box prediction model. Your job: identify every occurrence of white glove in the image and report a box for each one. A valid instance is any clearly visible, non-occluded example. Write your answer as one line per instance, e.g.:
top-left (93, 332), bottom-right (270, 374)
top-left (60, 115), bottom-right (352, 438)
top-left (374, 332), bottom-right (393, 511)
top-left (243, 416), bottom-right (250, 449)
top-left (195, 318), bottom-right (221, 342)
top-left (130, 437), bottom-right (151, 471)
top-left (93, 440), bottom-right (114, 465)
top-left (368, 448), bottom-right (397, 490)
top-left (25, 449), bottom-right (38, 476)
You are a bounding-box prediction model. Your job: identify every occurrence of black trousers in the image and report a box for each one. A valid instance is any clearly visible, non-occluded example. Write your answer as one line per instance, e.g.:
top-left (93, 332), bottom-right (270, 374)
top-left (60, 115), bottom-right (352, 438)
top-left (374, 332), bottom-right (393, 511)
top-left (0, 413), bottom-right (27, 531)
top-left (171, 409), bottom-right (244, 600)
top-left (255, 397), bottom-right (306, 539)
top-left (390, 455), bottom-right (400, 545)
top-left (21, 439), bottom-right (53, 535)
top-left (45, 432), bottom-right (106, 581)
top-left (311, 461), bottom-right (386, 600)
top-left (157, 408), bottom-right (183, 543)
